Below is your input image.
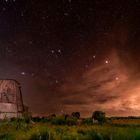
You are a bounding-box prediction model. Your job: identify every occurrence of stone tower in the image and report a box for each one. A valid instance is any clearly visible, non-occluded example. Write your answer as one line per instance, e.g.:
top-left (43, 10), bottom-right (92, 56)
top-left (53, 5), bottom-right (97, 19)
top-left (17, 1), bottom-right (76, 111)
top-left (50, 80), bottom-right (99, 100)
top-left (0, 79), bottom-right (24, 119)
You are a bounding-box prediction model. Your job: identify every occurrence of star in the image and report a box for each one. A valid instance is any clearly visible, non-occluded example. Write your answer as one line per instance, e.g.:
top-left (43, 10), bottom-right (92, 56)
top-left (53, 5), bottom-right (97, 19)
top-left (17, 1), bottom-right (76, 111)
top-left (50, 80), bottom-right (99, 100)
top-left (58, 49), bottom-right (61, 53)
top-left (21, 72), bottom-right (26, 75)
top-left (115, 77), bottom-right (119, 81)
top-left (93, 55), bottom-right (96, 59)
top-left (64, 13), bottom-right (69, 16)
top-left (105, 60), bottom-right (109, 64)
top-left (51, 50), bottom-right (55, 54)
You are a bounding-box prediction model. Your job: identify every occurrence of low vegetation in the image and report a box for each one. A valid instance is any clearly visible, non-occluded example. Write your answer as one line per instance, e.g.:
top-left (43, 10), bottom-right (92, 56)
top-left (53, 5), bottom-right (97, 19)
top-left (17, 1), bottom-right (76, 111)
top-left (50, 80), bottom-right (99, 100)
top-left (0, 111), bottom-right (140, 139)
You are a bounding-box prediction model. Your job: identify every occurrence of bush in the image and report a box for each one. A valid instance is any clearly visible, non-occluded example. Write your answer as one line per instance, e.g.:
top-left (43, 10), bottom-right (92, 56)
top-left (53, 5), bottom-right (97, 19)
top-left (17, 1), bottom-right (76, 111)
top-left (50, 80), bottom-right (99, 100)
top-left (10, 117), bottom-right (32, 131)
top-left (50, 116), bottom-right (78, 125)
top-left (92, 111), bottom-right (106, 124)
top-left (40, 117), bottom-right (51, 123)
top-left (71, 112), bottom-right (80, 119)
top-left (51, 116), bottom-right (66, 125)
top-left (65, 117), bottom-right (77, 125)
top-left (82, 118), bottom-right (93, 125)
top-left (32, 117), bottom-right (42, 122)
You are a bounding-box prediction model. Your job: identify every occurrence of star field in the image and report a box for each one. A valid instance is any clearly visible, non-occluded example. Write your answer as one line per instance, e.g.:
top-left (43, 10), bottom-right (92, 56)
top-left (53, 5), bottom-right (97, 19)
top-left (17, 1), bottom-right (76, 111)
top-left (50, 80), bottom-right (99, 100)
top-left (0, 0), bottom-right (140, 116)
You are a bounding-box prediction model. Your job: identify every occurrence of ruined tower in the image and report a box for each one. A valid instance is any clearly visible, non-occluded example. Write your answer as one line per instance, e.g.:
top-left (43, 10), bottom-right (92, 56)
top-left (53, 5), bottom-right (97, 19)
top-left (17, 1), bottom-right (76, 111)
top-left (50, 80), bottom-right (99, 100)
top-left (0, 79), bottom-right (24, 119)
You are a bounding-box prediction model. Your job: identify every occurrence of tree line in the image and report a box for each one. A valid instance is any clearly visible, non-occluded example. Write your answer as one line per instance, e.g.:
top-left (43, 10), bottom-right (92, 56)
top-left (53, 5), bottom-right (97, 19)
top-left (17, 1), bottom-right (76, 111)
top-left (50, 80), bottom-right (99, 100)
top-left (28, 110), bottom-right (106, 125)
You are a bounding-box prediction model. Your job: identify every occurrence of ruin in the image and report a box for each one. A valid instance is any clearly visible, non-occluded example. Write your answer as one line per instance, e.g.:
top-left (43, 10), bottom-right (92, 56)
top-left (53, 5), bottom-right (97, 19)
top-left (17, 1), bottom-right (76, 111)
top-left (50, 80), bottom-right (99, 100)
top-left (0, 79), bottom-right (24, 119)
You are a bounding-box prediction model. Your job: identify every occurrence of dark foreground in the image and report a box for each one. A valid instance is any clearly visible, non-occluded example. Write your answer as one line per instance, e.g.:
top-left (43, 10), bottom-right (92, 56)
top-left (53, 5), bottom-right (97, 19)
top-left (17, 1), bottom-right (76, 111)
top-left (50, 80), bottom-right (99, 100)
top-left (1, 117), bottom-right (140, 140)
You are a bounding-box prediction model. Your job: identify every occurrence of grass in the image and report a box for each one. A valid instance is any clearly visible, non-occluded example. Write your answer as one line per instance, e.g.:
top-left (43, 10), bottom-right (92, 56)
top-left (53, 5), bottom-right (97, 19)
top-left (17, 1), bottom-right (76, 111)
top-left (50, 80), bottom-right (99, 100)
top-left (0, 117), bottom-right (140, 139)
top-left (110, 118), bottom-right (140, 125)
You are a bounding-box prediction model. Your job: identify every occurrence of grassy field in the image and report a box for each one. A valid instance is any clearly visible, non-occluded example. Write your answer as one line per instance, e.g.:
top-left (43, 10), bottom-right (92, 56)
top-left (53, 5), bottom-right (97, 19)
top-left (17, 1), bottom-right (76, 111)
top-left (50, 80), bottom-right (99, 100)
top-left (0, 117), bottom-right (140, 140)
top-left (110, 118), bottom-right (140, 125)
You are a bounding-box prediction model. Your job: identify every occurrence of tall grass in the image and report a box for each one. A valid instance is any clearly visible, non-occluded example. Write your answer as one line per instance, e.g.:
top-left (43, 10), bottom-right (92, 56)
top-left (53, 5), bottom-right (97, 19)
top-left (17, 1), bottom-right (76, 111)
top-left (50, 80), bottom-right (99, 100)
top-left (0, 118), bottom-right (140, 139)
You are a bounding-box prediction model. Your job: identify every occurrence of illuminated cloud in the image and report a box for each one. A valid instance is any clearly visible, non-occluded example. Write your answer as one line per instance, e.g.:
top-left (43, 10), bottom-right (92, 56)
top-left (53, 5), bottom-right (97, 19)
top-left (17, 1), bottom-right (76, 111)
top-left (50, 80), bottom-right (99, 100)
top-left (59, 50), bottom-right (140, 116)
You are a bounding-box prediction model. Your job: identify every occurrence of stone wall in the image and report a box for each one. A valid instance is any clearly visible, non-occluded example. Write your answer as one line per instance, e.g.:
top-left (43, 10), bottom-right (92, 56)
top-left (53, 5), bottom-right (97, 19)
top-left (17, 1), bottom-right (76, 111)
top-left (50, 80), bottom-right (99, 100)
top-left (0, 80), bottom-right (24, 119)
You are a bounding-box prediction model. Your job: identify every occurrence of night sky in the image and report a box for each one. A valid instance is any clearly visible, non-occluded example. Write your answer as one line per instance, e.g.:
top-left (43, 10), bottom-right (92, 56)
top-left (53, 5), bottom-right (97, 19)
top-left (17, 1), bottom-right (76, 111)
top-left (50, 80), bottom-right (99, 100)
top-left (1, 0), bottom-right (140, 117)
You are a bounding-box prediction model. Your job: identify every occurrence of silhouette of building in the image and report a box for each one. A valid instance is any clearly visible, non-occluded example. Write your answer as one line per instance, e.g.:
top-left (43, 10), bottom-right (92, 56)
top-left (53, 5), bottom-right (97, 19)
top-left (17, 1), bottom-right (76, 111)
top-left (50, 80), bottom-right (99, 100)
top-left (0, 79), bottom-right (24, 119)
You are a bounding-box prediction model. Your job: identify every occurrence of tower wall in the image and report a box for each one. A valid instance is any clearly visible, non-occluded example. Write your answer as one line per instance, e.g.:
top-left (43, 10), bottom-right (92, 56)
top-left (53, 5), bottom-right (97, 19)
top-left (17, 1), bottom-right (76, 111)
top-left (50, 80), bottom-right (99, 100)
top-left (0, 80), bottom-right (24, 119)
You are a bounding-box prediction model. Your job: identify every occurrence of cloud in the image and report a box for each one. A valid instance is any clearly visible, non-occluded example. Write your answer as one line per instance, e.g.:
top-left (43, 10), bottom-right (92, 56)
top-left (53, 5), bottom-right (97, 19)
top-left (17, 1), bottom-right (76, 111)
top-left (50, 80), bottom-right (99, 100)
top-left (58, 50), bottom-right (140, 116)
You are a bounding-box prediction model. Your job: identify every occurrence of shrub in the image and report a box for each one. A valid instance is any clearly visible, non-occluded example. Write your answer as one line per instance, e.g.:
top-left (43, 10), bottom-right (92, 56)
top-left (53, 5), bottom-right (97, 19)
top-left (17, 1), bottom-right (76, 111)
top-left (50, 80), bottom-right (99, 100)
top-left (51, 116), bottom-right (66, 125)
top-left (11, 117), bottom-right (32, 131)
top-left (32, 117), bottom-right (42, 122)
top-left (71, 112), bottom-right (80, 119)
top-left (65, 117), bottom-right (77, 125)
top-left (81, 118), bottom-right (93, 125)
top-left (92, 111), bottom-right (106, 124)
